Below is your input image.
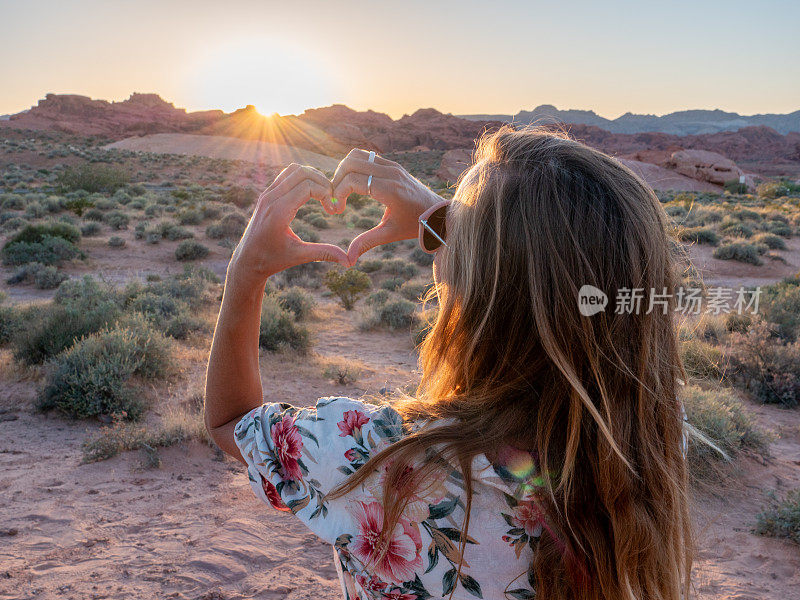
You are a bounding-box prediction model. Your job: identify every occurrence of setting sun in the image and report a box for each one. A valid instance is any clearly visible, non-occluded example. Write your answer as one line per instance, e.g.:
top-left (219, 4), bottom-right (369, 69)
top-left (187, 37), bottom-right (340, 116)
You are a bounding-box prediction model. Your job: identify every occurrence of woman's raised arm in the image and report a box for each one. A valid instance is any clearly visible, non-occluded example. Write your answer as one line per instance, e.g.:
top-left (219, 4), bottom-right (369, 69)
top-left (204, 164), bottom-right (347, 461)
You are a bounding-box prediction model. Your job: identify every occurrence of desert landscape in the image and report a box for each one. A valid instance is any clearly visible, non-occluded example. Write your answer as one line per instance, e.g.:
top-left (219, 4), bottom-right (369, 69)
top-left (0, 91), bottom-right (799, 600)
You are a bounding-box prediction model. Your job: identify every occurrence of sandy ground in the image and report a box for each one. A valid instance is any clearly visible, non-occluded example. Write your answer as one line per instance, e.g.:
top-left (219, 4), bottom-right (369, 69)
top-left (1, 218), bottom-right (799, 599)
top-left (104, 134), bottom-right (341, 173)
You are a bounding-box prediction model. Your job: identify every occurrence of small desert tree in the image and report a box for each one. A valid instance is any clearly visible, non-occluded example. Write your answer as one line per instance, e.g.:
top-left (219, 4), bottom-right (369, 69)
top-left (324, 268), bottom-right (371, 310)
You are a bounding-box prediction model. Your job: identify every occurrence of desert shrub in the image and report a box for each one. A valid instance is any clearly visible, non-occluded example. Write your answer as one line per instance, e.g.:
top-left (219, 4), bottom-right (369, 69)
top-left (5, 221), bottom-right (81, 246)
top-left (0, 303), bottom-right (23, 347)
top-left (279, 261), bottom-right (324, 288)
top-left (2, 236), bottom-right (81, 266)
top-left (57, 164), bottom-right (130, 193)
top-left (206, 212), bottom-right (247, 241)
top-left (259, 296), bottom-right (311, 353)
top-left (400, 280), bottom-right (433, 302)
top-left (760, 220), bottom-right (792, 237)
top-left (756, 181), bottom-right (790, 199)
top-left (1, 194), bottom-right (25, 210)
top-left (681, 338), bottom-right (724, 380)
top-left (82, 404), bottom-right (209, 463)
top-left (380, 277), bottom-right (405, 291)
top-left (382, 258), bottom-right (417, 280)
top-left (94, 198), bottom-right (118, 211)
top-left (81, 222), bottom-right (102, 236)
top-left (677, 227), bottom-right (720, 246)
top-left (664, 204), bottom-right (688, 218)
top-left (410, 247), bottom-right (435, 266)
top-left (177, 209), bottom-right (203, 226)
top-left (366, 290), bottom-right (391, 306)
top-left (12, 276), bottom-right (121, 364)
top-left (755, 489), bottom-right (800, 545)
top-left (276, 287), bottom-right (316, 321)
top-left (713, 242), bottom-right (763, 265)
top-left (144, 203), bottom-right (163, 218)
top-left (163, 312), bottom-right (206, 340)
top-left (6, 262), bottom-right (45, 285)
top-left (378, 299), bottom-right (419, 330)
top-left (201, 204), bottom-right (221, 220)
top-left (223, 186), bottom-right (257, 208)
top-left (24, 201), bottom-right (44, 219)
top-left (322, 358), bottom-right (361, 385)
top-left (727, 319), bottom-right (800, 407)
top-left (325, 269), bottom-right (371, 310)
top-left (84, 208), bottom-right (104, 221)
top-left (761, 277), bottom-right (800, 341)
top-left (355, 216), bottom-right (378, 229)
top-left (158, 221), bottom-right (194, 241)
top-left (358, 259), bottom-right (384, 273)
top-left (37, 320), bottom-right (172, 420)
top-left (108, 236), bottom-right (126, 248)
top-left (725, 313), bottom-right (752, 334)
top-left (346, 193), bottom-right (370, 210)
top-left (682, 384), bottom-right (768, 479)
top-left (34, 265), bottom-right (68, 289)
top-left (720, 220), bottom-right (753, 238)
top-left (752, 232), bottom-right (786, 250)
top-left (308, 214), bottom-right (330, 229)
top-left (175, 240), bottom-right (210, 261)
top-left (293, 225), bottom-right (319, 243)
top-left (104, 210), bottom-right (130, 230)
top-left (64, 196), bottom-right (95, 217)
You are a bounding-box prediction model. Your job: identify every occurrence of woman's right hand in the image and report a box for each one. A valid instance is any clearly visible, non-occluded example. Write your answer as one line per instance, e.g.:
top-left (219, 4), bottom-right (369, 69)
top-left (330, 149), bottom-right (443, 267)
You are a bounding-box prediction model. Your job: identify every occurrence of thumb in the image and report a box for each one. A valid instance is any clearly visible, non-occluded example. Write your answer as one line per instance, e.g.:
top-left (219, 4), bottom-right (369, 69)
top-left (298, 242), bottom-right (349, 267)
top-left (346, 223), bottom-right (395, 267)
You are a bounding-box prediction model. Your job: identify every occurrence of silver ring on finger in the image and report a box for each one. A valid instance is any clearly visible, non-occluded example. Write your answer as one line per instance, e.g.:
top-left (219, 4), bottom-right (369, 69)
top-left (366, 151), bottom-right (375, 196)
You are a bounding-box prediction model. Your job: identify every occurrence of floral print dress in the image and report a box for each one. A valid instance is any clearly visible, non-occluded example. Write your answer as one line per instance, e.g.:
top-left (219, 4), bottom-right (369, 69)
top-left (235, 397), bottom-right (544, 599)
top-left (235, 396), bottom-right (690, 600)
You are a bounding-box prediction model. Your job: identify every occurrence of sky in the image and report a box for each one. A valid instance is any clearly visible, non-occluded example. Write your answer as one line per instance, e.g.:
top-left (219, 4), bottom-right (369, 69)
top-left (1, 0), bottom-right (798, 119)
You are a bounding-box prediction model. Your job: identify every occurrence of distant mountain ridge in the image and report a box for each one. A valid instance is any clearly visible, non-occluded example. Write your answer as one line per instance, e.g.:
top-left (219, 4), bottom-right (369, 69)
top-left (460, 104), bottom-right (800, 136)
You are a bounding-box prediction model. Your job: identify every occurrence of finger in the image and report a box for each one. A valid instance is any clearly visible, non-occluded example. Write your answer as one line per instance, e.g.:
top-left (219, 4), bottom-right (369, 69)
top-left (330, 150), bottom-right (399, 192)
top-left (332, 171), bottom-right (371, 204)
top-left (347, 222), bottom-right (400, 267)
top-left (275, 179), bottom-right (332, 220)
top-left (265, 162), bottom-right (302, 194)
top-left (266, 164), bottom-right (335, 212)
top-left (295, 241), bottom-right (349, 267)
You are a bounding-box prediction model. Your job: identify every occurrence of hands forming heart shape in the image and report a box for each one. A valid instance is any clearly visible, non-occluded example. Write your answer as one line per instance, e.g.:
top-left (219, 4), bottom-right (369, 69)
top-left (228, 149), bottom-right (444, 287)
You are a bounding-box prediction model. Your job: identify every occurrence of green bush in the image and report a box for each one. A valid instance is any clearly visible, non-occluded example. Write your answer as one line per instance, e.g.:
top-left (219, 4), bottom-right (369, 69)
top-left (720, 220), bottom-right (753, 238)
top-left (752, 232), bottom-right (786, 250)
top-left (358, 259), bottom-right (385, 273)
top-left (325, 269), bottom-right (371, 310)
top-left (378, 299), bottom-right (420, 330)
top-left (682, 384), bottom-right (768, 479)
top-left (4, 222), bottom-right (81, 246)
top-left (410, 247), bottom-right (435, 266)
top-left (81, 222), bottom-right (102, 236)
top-left (308, 214), bottom-right (330, 229)
top-left (380, 277), bottom-right (405, 291)
top-left (35, 265), bottom-right (68, 289)
top-left (355, 216), bottom-right (378, 229)
top-left (175, 240), bottom-right (210, 261)
top-left (223, 186), bottom-right (257, 208)
top-left (259, 296), bottom-right (311, 353)
top-left (382, 258), bottom-right (417, 280)
top-left (276, 287), bottom-right (316, 320)
top-left (678, 227), bottom-right (720, 246)
top-left (108, 236), bottom-right (126, 248)
top-left (681, 338), bottom-right (724, 380)
top-left (37, 320), bottom-right (172, 420)
top-left (104, 210), bottom-right (130, 230)
top-left (57, 164), bottom-right (130, 193)
top-left (755, 489), bottom-right (800, 545)
top-left (2, 236), bottom-right (81, 266)
top-left (159, 221), bottom-right (194, 241)
top-left (756, 181), bottom-right (790, 199)
top-left (728, 319), bottom-right (800, 407)
top-left (206, 212), bottom-right (247, 240)
top-left (177, 209), bottom-right (203, 226)
top-left (366, 290), bottom-right (390, 306)
top-left (400, 280), bottom-right (433, 302)
top-left (293, 225), bottom-right (319, 243)
top-left (761, 277), bottom-right (800, 341)
top-left (713, 242), bottom-right (764, 265)
top-left (64, 197), bottom-right (95, 217)
top-left (761, 220), bottom-right (792, 237)
top-left (1, 194), bottom-right (25, 210)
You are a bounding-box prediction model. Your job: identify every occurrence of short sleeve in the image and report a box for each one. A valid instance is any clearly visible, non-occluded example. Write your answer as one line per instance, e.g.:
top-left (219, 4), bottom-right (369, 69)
top-left (233, 396), bottom-right (405, 544)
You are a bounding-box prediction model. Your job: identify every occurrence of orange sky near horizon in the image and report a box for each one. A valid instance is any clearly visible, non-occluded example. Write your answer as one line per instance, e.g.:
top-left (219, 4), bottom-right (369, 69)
top-left (1, 0), bottom-right (799, 120)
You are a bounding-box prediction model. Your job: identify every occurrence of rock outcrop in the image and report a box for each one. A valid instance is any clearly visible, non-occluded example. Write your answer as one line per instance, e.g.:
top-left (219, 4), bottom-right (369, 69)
top-left (667, 149), bottom-right (742, 185)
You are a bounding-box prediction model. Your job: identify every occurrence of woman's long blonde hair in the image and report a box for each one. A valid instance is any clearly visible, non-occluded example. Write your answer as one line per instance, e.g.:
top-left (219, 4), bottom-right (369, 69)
top-left (330, 126), bottom-right (692, 600)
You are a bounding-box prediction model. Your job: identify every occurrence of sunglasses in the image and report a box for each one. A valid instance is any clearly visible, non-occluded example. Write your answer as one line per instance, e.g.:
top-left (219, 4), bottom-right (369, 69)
top-left (418, 200), bottom-right (451, 254)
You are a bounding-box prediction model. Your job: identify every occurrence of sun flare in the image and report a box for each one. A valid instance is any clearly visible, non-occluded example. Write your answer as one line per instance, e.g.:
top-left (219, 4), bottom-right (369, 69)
top-left (188, 37), bottom-right (338, 116)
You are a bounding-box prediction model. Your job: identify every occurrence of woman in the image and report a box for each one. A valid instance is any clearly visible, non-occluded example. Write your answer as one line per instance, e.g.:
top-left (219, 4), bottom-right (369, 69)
top-left (205, 127), bottom-right (692, 600)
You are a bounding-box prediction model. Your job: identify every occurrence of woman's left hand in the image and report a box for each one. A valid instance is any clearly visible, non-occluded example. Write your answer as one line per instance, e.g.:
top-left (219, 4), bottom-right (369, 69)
top-left (227, 164), bottom-right (349, 288)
